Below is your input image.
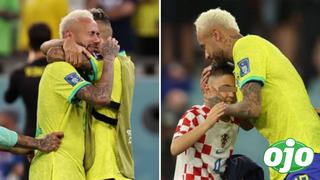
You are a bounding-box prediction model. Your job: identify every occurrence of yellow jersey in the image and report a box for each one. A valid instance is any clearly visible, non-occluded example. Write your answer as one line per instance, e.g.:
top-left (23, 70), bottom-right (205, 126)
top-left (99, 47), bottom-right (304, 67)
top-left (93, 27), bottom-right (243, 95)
top-left (29, 62), bottom-right (91, 180)
top-left (233, 35), bottom-right (320, 180)
top-left (87, 57), bottom-right (130, 180)
top-left (18, 0), bottom-right (68, 51)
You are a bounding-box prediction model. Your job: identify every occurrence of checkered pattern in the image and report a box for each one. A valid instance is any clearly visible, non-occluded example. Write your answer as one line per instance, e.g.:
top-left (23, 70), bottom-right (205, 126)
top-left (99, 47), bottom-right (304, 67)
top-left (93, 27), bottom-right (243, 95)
top-left (173, 105), bottom-right (239, 180)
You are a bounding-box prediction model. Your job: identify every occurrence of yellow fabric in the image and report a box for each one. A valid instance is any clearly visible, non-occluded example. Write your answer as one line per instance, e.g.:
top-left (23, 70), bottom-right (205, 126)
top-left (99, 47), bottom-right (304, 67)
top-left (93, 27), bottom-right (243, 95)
top-left (86, 118), bottom-right (130, 180)
top-left (30, 62), bottom-right (90, 180)
top-left (18, 0), bottom-right (68, 51)
top-left (24, 66), bottom-right (45, 77)
top-left (86, 57), bottom-right (127, 179)
top-left (94, 57), bottom-right (122, 119)
top-left (116, 55), bottom-right (135, 179)
top-left (84, 105), bottom-right (95, 172)
top-left (233, 35), bottom-right (320, 180)
top-left (133, 0), bottom-right (159, 37)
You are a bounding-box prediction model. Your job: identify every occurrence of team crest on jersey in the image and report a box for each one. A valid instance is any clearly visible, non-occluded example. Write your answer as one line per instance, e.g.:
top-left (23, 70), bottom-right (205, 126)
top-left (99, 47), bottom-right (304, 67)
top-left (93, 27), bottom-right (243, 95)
top-left (221, 134), bottom-right (230, 148)
top-left (238, 58), bottom-right (250, 77)
top-left (64, 72), bottom-right (83, 86)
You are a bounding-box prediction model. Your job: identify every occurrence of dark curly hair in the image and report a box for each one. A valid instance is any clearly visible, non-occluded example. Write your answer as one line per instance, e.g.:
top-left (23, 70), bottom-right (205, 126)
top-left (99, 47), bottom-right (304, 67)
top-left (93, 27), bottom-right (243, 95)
top-left (89, 8), bottom-right (111, 25)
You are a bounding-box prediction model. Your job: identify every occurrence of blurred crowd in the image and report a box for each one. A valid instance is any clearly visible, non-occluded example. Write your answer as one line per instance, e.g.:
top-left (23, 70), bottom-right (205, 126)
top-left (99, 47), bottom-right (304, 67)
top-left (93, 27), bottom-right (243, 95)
top-left (0, 0), bottom-right (158, 58)
top-left (0, 0), bottom-right (158, 179)
top-left (161, 0), bottom-right (320, 179)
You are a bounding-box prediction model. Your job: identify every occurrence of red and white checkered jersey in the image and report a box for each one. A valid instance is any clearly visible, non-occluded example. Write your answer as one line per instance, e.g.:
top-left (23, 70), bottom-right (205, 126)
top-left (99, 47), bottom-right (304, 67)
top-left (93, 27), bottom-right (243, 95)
top-left (173, 105), bottom-right (239, 180)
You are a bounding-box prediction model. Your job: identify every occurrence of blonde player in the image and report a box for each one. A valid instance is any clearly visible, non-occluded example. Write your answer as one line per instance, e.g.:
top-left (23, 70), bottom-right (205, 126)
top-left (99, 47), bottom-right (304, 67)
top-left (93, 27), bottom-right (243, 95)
top-left (194, 8), bottom-right (320, 180)
top-left (29, 10), bottom-right (119, 180)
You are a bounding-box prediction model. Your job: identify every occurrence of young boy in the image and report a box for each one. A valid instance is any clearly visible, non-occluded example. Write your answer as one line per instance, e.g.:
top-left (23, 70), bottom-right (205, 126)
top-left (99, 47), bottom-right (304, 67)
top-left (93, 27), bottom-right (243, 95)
top-left (171, 63), bottom-right (253, 180)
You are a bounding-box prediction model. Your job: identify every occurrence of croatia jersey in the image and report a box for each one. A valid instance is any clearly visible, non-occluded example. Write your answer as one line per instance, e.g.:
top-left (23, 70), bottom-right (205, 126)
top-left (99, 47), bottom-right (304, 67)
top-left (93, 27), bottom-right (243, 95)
top-left (173, 105), bottom-right (239, 180)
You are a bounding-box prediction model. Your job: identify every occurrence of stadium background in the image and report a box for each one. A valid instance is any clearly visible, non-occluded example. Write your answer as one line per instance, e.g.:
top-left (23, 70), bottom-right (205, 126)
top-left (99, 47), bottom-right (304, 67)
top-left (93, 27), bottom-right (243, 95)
top-left (161, 0), bottom-right (320, 179)
top-left (0, 0), bottom-right (159, 179)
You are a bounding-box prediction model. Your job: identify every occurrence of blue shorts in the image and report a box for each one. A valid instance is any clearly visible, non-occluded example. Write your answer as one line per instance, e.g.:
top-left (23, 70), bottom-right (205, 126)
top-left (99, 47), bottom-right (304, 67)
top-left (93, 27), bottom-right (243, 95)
top-left (286, 154), bottom-right (320, 180)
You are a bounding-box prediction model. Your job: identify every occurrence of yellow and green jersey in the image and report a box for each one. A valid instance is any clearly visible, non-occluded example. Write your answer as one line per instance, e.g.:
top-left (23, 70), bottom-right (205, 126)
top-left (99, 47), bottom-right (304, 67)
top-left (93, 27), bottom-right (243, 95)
top-left (29, 61), bottom-right (91, 180)
top-left (86, 56), bottom-right (130, 180)
top-left (233, 35), bottom-right (320, 180)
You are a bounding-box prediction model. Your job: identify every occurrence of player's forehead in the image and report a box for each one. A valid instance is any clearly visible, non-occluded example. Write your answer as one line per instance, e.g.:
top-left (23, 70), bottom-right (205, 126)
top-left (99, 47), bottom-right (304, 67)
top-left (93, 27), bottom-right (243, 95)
top-left (79, 18), bottom-right (99, 32)
top-left (208, 74), bottom-right (235, 88)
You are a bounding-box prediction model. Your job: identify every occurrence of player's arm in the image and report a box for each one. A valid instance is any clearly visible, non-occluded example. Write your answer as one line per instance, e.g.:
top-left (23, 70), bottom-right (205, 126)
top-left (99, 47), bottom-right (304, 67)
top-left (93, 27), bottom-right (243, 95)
top-left (75, 37), bottom-right (119, 106)
top-left (205, 82), bottom-right (261, 123)
top-left (0, 127), bottom-right (64, 154)
top-left (14, 132), bottom-right (64, 153)
top-left (170, 103), bottom-right (225, 156)
top-left (40, 39), bottom-right (63, 55)
top-left (41, 38), bottom-right (89, 68)
top-left (203, 80), bottom-right (255, 130)
top-left (224, 82), bottom-right (262, 119)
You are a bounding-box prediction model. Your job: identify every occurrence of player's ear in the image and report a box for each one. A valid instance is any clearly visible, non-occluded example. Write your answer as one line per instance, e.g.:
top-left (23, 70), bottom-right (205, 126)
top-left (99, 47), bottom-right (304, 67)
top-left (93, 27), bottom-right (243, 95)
top-left (211, 28), bottom-right (220, 41)
top-left (203, 84), bottom-right (209, 94)
top-left (64, 31), bottom-right (73, 38)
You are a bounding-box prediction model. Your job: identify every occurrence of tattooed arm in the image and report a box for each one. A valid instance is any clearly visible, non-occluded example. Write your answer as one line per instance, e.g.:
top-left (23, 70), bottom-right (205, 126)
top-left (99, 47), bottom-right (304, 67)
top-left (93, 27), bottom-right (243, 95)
top-left (41, 38), bottom-right (91, 68)
top-left (40, 39), bottom-right (63, 55)
top-left (75, 37), bottom-right (119, 106)
top-left (15, 132), bottom-right (64, 152)
top-left (0, 132), bottom-right (64, 154)
top-left (75, 60), bottom-right (114, 106)
top-left (224, 82), bottom-right (262, 119)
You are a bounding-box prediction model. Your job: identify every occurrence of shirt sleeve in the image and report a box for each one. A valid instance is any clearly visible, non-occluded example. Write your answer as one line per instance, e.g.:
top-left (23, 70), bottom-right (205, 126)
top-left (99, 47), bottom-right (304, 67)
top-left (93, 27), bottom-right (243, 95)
top-left (46, 62), bottom-right (92, 104)
top-left (233, 40), bottom-right (267, 89)
top-left (173, 111), bottom-right (196, 139)
top-left (0, 126), bottom-right (18, 149)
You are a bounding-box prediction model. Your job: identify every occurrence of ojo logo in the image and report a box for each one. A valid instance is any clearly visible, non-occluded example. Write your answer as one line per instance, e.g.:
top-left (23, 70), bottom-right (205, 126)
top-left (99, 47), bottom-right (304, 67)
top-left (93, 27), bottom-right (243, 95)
top-left (263, 138), bottom-right (314, 173)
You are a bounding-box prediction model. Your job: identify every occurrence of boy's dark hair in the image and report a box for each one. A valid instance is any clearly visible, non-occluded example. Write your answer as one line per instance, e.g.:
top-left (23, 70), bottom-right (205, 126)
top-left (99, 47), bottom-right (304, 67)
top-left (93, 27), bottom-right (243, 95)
top-left (210, 62), bottom-right (234, 77)
top-left (28, 23), bottom-right (51, 51)
top-left (89, 8), bottom-right (111, 25)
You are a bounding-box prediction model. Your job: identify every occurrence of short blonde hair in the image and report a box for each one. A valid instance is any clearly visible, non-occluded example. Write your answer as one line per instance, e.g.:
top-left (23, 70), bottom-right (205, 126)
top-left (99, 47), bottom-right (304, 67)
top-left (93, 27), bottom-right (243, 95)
top-left (59, 9), bottom-right (94, 38)
top-left (194, 8), bottom-right (240, 35)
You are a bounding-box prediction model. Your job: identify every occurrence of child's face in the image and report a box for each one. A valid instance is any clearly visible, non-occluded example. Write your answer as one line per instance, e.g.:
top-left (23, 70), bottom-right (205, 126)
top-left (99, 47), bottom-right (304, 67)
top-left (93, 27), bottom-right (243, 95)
top-left (207, 74), bottom-right (237, 104)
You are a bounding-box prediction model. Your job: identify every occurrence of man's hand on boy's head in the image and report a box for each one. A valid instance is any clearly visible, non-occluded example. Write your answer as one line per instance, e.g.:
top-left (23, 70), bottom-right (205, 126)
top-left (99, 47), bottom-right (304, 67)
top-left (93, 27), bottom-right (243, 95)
top-left (200, 65), bottom-right (212, 93)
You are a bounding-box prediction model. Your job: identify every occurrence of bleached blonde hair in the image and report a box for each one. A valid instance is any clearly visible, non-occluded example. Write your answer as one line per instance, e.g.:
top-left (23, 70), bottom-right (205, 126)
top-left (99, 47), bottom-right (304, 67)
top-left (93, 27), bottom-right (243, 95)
top-left (194, 8), bottom-right (240, 35)
top-left (59, 9), bottom-right (94, 38)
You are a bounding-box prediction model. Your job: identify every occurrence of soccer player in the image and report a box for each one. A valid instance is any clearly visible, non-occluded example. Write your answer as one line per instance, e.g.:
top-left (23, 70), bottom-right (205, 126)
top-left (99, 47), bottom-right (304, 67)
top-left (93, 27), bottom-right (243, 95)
top-left (0, 126), bottom-right (63, 154)
top-left (40, 8), bottom-right (135, 180)
top-left (171, 63), bottom-right (253, 179)
top-left (29, 10), bottom-right (119, 180)
top-left (84, 9), bottom-right (134, 180)
top-left (194, 8), bottom-right (320, 180)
